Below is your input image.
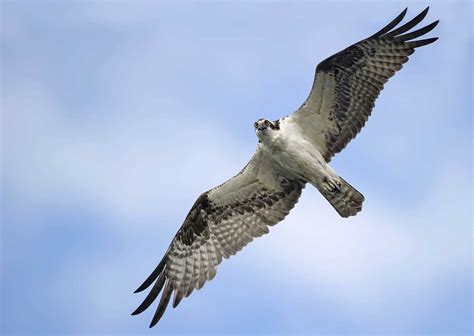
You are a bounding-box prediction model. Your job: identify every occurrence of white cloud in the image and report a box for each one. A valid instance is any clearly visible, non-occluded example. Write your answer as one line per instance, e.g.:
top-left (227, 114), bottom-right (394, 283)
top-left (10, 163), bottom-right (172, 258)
top-left (2, 2), bottom-right (471, 333)
top-left (3, 79), bottom-right (252, 228)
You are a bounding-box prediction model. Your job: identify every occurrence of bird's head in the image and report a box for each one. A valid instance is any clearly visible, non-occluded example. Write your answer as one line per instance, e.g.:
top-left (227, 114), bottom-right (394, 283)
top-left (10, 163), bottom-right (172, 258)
top-left (254, 118), bottom-right (280, 142)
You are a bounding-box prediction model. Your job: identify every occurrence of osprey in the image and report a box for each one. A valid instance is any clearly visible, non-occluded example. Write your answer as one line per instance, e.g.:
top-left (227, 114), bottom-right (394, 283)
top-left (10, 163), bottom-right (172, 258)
top-left (133, 7), bottom-right (438, 327)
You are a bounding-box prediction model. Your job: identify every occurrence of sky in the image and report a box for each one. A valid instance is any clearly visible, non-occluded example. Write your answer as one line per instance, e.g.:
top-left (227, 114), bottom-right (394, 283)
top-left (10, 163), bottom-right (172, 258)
top-left (1, 1), bottom-right (472, 335)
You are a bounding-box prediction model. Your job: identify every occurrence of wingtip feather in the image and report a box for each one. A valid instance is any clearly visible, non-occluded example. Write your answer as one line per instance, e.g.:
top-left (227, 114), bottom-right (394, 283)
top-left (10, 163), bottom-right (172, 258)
top-left (384, 6), bottom-right (430, 38)
top-left (395, 20), bottom-right (439, 42)
top-left (131, 270), bottom-right (167, 316)
top-left (172, 289), bottom-right (184, 309)
top-left (134, 286), bottom-right (145, 294)
top-left (149, 280), bottom-right (173, 328)
top-left (406, 37), bottom-right (439, 48)
top-left (370, 7), bottom-right (408, 38)
top-left (134, 254), bottom-right (167, 293)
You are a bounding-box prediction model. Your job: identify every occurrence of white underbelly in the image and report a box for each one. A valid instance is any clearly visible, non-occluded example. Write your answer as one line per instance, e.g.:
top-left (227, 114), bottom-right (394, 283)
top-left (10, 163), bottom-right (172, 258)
top-left (269, 133), bottom-right (326, 181)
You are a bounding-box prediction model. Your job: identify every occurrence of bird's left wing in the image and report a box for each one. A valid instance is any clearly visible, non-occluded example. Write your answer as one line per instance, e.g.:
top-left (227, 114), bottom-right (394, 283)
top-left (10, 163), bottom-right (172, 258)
top-left (132, 148), bottom-right (304, 327)
top-left (286, 7), bottom-right (438, 162)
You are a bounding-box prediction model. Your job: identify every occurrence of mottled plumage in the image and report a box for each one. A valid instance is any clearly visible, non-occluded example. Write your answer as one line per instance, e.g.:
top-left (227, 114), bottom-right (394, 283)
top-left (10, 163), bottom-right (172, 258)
top-left (133, 8), bottom-right (438, 328)
top-left (292, 7), bottom-right (438, 162)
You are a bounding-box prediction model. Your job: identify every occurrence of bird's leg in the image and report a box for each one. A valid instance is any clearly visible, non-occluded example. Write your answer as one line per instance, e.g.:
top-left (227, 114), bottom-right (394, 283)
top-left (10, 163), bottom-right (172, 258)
top-left (312, 159), bottom-right (342, 192)
top-left (306, 159), bottom-right (341, 193)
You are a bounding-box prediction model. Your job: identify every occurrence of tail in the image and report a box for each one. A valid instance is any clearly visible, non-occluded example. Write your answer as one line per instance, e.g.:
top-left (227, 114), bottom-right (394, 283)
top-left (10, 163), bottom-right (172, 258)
top-left (320, 177), bottom-right (365, 218)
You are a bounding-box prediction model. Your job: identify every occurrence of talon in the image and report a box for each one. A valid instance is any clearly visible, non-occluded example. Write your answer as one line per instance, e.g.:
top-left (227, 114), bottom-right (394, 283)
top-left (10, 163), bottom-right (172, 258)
top-left (323, 177), bottom-right (341, 192)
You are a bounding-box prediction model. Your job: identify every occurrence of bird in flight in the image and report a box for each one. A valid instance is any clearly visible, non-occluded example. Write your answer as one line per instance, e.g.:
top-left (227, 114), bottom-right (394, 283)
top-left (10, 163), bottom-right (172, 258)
top-left (132, 7), bottom-right (438, 327)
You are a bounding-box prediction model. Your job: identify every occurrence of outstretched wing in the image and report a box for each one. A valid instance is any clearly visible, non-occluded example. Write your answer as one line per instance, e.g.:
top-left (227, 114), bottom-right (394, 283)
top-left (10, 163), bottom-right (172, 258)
top-left (287, 7), bottom-right (439, 162)
top-left (132, 148), bottom-right (304, 327)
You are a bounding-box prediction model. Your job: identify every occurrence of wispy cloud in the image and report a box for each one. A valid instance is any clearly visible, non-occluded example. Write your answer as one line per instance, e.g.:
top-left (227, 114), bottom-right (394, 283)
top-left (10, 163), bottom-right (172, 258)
top-left (2, 1), bottom-right (471, 334)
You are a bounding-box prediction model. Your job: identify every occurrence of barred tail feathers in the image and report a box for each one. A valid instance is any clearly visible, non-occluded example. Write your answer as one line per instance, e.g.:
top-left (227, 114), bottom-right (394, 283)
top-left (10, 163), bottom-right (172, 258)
top-left (321, 177), bottom-right (364, 217)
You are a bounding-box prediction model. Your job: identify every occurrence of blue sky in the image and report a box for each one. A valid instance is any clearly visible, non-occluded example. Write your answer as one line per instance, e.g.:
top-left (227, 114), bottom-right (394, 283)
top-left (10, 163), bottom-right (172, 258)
top-left (1, 1), bottom-right (472, 335)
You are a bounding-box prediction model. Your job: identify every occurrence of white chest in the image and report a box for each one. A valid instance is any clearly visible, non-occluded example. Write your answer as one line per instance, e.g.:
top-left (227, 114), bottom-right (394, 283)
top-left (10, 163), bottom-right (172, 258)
top-left (260, 123), bottom-right (326, 178)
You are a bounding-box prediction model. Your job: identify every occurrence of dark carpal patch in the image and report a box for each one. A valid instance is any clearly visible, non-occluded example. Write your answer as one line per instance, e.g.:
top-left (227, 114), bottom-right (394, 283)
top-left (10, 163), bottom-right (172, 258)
top-left (317, 45), bottom-right (365, 73)
top-left (176, 193), bottom-right (213, 246)
top-left (177, 178), bottom-right (304, 246)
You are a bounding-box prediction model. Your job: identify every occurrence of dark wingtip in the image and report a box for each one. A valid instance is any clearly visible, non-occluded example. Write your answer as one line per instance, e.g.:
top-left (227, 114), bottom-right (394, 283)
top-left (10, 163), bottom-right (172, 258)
top-left (399, 7), bottom-right (408, 18)
top-left (134, 255), bottom-right (167, 293)
top-left (400, 7), bottom-right (408, 18)
top-left (131, 308), bottom-right (141, 316)
top-left (369, 7), bottom-right (408, 38)
top-left (149, 280), bottom-right (173, 328)
top-left (396, 20), bottom-right (440, 42)
top-left (132, 271), bottom-right (167, 316)
top-left (407, 37), bottom-right (439, 48)
top-left (416, 6), bottom-right (430, 19)
top-left (172, 292), bottom-right (183, 309)
top-left (384, 6), bottom-right (431, 38)
top-left (134, 287), bottom-right (144, 294)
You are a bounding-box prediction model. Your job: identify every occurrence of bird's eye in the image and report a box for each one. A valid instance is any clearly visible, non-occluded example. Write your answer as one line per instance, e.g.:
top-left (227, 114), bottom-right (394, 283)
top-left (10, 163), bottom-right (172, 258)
top-left (254, 122), bottom-right (258, 128)
top-left (265, 120), bottom-right (270, 126)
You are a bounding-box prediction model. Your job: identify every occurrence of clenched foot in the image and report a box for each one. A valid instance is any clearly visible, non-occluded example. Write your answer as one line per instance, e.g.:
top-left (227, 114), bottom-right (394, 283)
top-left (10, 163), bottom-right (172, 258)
top-left (322, 176), bottom-right (341, 192)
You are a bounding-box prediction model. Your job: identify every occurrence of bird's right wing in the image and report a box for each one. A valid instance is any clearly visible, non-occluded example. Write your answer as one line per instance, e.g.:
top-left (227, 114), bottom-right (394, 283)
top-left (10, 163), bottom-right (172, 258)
top-left (286, 7), bottom-right (438, 162)
top-left (132, 147), bottom-right (305, 327)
